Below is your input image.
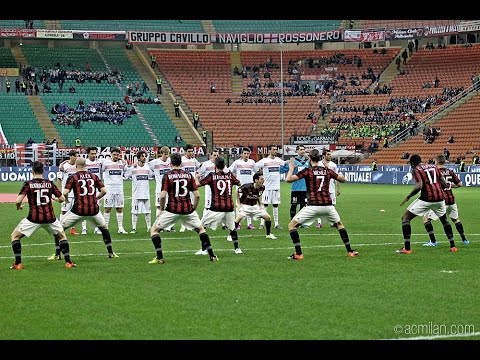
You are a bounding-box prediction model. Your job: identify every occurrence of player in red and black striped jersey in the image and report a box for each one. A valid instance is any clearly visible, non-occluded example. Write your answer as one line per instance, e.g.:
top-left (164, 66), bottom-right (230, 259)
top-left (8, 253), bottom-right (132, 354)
top-left (234, 173), bottom-right (277, 239)
top-left (398, 154), bottom-right (457, 254)
top-left (285, 149), bottom-right (357, 260)
top-left (62, 157), bottom-right (119, 259)
top-left (422, 154), bottom-right (469, 246)
top-left (196, 156), bottom-right (242, 254)
top-left (10, 161), bottom-right (76, 270)
top-left (149, 153), bottom-right (218, 264)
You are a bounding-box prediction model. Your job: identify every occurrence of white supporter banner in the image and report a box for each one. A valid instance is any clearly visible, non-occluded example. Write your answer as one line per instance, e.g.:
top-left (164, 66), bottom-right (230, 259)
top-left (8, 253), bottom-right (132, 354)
top-left (36, 30), bottom-right (73, 39)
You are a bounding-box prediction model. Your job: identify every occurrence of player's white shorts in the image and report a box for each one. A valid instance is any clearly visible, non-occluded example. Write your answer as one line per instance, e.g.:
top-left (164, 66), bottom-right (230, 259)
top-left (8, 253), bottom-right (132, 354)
top-left (201, 209), bottom-right (235, 230)
top-left (61, 211), bottom-right (107, 229)
top-left (153, 210), bottom-right (202, 231)
top-left (407, 199), bottom-right (446, 218)
top-left (204, 186), bottom-right (212, 209)
top-left (14, 218), bottom-right (64, 237)
top-left (104, 192), bottom-right (124, 208)
top-left (131, 199), bottom-right (151, 214)
top-left (426, 203), bottom-right (458, 221)
top-left (61, 195), bottom-right (75, 212)
top-left (262, 189), bottom-right (281, 205)
top-left (237, 204), bottom-right (269, 220)
top-left (293, 205), bottom-right (341, 226)
top-left (155, 192), bottom-right (169, 207)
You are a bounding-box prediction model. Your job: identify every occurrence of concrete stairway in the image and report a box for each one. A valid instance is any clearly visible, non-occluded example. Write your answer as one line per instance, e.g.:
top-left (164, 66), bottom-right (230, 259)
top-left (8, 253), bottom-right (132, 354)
top-left (11, 45), bottom-right (64, 146)
top-left (10, 45), bottom-right (27, 69)
top-left (28, 96), bottom-right (64, 147)
top-left (230, 51), bottom-right (243, 94)
top-left (201, 20), bottom-right (215, 34)
top-left (131, 45), bottom-right (203, 146)
top-left (44, 20), bottom-right (61, 30)
top-left (98, 48), bottom-right (159, 145)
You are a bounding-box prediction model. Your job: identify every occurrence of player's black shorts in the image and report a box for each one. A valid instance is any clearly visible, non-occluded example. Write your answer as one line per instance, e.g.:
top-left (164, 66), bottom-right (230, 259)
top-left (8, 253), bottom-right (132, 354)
top-left (291, 191), bottom-right (307, 205)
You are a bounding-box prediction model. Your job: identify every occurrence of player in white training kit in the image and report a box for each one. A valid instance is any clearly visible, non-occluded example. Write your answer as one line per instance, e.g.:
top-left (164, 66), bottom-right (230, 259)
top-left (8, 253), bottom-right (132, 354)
top-left (255, 145), bottom-right (287, 229)
top-left (196, 149), bottom-right (219, 218)
top-left (57, 149), bottom-right (79, 224)
top-left (179, 144), bottom-right (201, 232)
top-left (102, 146), bottom-right (128, 234)
top-left (124, 150), bottom-right (154, 233)
top-left (48, 149), bottom-right (79, 260)
top-left (148, 146), bottom-right (172, 219)
top-left (82, 146), bottom-right (103, 235)
top-left (228, 147), bottom-right (256, 229)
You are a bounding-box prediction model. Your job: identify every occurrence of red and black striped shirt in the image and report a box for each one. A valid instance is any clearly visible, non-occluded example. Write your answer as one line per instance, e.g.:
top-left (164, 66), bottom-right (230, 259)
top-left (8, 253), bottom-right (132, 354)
top-left (162, 169), bottom-right (197, 214)
top-left (200, 171), bottom-right (240, 212)
top-left (65, 171), bottom-right (105, 216)
top-left (295, 166), bottom-right (339, 205)
top-left (19, 178), bottom-right (62, 223)
top-left (439, 167), bottom-right (460, 205)
top-left (238, 183), bottom-right (264, 206)
top-left (413, 163), bottom-right (445, 202)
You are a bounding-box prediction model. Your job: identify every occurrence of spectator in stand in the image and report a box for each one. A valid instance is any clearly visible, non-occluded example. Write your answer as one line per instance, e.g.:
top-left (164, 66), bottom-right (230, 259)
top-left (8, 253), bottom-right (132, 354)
top-left (401, 49), bottom-right (408, 65)
top-left (447, 136), bottom-right (455, 144)
top-left (443, 148), bottom-right (450, 162)
top-left (472, 153), bottom-right (479, 165)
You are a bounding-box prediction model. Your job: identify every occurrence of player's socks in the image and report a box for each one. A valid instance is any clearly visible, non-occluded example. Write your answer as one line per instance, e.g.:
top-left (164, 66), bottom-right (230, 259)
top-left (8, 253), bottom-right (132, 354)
top-left (424, 220), bottom-right (436, 243)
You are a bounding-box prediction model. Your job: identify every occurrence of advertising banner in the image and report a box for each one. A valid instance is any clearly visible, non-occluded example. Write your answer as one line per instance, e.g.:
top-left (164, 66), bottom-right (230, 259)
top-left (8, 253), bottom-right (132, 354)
top-left (0, 166), bottom-right (59, 182)
top-left (73, 31), bottom-right (126, 40)
top-left (0, 28), bottom-right (35, 38)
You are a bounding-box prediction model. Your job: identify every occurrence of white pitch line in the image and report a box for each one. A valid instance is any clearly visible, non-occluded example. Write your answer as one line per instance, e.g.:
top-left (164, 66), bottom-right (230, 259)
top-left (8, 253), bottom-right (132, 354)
top-left (0, 234), bottom-right (476, 259)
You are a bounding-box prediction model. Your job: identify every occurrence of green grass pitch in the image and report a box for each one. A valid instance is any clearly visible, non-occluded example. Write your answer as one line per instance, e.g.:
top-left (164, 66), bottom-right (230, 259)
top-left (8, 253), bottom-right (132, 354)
top-left (0, 181), bottom-right (478, 340)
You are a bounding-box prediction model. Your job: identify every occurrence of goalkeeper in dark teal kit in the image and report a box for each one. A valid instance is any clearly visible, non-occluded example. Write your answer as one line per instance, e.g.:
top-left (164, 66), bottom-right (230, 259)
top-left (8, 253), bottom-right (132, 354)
top-left (282, 145), bottom-right (310, 221)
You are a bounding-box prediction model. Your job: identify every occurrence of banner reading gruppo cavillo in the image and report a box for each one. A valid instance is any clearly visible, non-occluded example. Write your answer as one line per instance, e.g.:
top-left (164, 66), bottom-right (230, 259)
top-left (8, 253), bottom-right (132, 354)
top-left (127, 30), bottom-right (344, 44)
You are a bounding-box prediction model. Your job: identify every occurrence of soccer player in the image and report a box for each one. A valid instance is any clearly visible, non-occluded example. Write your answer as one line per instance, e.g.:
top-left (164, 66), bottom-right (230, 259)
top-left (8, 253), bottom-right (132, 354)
top-left (196, 148), bottom-right (219, 218)
top-left (285, 149), bottom-right (358, 260)
top-left (10, 161), bottom-right (76, 270)
top-left (179, 144), bottom-right (201, 232)
top-left (398, 154), bottom-right (457, 254)
top-left (255, 145), bottom-right (287, 229)
top-left (49, 149), bottom-right (78, 260)
top-left (102, 147), bottom-right (128, 234)
top-left (82, 146), bottom-right (103, 235)
top-left (234, 172), bottom-right (277, 239)
top-left (287, 145), bottom-right (309, 223)
top-left (62, 157), bottom-right (119, 258)
top-left (422, 154), bottom-right (470, 246)
top-left (124, 150), bottom-right (154, 233)
top-left (195, 156), bottom-right (242, 255)
top-left (148, 153), bottom-right (218, 264)
top-left (57, 150), bottom-right (79, 235)
top-left (228, 147), bottom-right (257, 229)
top-left (316, 150), bottom-right (341, 229)
top-left (148, 146), bottom-right (172, 219)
